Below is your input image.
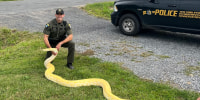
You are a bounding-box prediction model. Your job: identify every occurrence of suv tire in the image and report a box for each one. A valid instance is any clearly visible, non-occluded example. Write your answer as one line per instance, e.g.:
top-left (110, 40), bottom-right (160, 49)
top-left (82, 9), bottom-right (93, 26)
top-left (119, 14), bottom-right (140, 36)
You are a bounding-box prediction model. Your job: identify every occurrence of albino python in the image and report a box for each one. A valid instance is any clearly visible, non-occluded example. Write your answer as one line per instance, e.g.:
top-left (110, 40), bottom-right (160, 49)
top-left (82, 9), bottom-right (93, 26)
top-left (43, 48), bottom-right (127, 100)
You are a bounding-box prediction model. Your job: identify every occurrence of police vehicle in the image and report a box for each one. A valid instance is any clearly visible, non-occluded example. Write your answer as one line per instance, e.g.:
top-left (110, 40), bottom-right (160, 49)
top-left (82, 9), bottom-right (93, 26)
top-left (111, 0), bottom-right (200, 36)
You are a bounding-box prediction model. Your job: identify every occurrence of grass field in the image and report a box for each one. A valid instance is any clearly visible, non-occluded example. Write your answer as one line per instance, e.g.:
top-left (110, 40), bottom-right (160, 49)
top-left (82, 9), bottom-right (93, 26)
top-left (83, 2), bottom-right (114, 20)
top-left (0, 26), bottom-right (200, 100)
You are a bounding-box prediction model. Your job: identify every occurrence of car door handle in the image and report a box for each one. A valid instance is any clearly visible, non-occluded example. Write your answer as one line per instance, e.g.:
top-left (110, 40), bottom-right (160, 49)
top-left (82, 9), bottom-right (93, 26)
top-left (168, 4), bottom-right (176, 7)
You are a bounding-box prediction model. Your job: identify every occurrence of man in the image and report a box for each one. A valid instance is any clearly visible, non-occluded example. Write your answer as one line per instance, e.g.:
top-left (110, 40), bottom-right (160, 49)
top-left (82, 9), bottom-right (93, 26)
top-left (43, 8), bottom-right (75, 69)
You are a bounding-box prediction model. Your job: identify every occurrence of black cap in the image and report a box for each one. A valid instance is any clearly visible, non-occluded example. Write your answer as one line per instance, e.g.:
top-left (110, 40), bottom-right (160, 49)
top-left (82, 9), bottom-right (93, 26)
top-left (56, 8), bottom-right (64, 15)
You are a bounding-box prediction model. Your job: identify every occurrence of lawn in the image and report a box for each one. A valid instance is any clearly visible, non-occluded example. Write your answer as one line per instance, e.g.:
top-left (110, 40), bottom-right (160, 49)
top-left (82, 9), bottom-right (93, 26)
top-left (82, 2), bottom-right (114, 20)
top-left (0, 27), bottom-right (200, 100)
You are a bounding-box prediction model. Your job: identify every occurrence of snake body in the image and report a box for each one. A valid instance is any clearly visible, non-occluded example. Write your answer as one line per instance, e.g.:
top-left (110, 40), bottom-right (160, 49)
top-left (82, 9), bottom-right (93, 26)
top-left (43, 48), bottom-right (126, 100)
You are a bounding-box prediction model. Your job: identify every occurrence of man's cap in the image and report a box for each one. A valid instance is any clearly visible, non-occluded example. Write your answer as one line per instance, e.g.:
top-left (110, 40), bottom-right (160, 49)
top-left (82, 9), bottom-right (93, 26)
top-left (56, 8), bottom-right (64, 15)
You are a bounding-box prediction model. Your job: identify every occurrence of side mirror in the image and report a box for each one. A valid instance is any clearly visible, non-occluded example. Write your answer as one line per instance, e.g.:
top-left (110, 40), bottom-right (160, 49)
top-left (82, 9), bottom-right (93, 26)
top-left (149, 0), bottom-right (159, 4)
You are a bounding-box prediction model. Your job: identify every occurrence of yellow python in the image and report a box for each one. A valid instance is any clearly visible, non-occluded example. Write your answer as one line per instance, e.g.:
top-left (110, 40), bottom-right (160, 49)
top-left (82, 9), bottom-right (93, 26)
top-left (43, 48), bottom-right (127, 100)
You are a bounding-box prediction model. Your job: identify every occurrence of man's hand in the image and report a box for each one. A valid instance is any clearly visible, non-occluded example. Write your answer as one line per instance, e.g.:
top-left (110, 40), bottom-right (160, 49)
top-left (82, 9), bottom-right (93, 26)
top-left (51, 51), bottom-right (57, 55)
top-left (56, 43), bottom-right (62, 51)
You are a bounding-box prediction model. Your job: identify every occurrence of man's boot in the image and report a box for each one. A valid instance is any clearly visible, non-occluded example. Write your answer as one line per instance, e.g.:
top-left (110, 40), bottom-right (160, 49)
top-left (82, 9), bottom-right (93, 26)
top-left (66, 63), bottom-right (74, 69)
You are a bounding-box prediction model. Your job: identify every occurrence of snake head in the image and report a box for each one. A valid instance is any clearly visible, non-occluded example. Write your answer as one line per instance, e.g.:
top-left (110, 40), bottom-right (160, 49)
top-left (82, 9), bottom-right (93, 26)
top-left (43, 48), bottom-right (58, 53)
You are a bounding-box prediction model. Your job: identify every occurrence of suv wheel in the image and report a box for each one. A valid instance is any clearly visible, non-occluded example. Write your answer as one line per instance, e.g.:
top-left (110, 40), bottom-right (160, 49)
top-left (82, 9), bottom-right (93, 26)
top-left (119, 14), bottom-right (140, 36)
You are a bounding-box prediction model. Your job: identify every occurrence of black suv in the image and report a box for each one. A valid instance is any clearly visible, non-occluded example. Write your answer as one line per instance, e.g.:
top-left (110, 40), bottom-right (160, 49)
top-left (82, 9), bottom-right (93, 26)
top-left (111, 0), bottom-right (200, 36)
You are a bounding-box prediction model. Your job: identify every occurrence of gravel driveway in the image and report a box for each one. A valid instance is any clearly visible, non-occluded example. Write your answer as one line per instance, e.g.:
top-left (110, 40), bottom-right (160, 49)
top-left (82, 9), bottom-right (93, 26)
top-left (1, 0), bottom-right (200, 93)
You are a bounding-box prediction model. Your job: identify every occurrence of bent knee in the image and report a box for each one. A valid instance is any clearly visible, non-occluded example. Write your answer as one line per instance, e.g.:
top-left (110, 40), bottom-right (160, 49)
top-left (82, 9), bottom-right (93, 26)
top-left (69, 41), bottom-right (75, 46)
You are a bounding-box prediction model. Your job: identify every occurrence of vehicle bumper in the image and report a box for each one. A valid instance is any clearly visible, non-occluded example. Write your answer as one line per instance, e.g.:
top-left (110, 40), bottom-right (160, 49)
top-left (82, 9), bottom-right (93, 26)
top-left (111, 12), bottom-right (119, 26)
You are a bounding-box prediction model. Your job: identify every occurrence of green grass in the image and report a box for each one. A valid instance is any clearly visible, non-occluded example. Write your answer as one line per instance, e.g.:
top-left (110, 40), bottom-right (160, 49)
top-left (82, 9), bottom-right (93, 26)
top-left (83, 2), bottom-right (114, 20)
top-left (184, 65), bottom-right (200, 76)
top-left (0, 0), bottom-right (16, 1)
top-left (156, 55), bottom-right (171, 59)
top-left (0, 27), bottom-right (200, 100)
top-left (140, 51), bottom-right (154, 57)
top-left (184, 63), bottom-right (200, 76)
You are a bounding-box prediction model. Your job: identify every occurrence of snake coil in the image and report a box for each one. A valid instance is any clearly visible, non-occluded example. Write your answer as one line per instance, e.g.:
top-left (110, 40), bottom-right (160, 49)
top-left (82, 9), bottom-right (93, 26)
top-left (43, 48), bottom-right (126, 100)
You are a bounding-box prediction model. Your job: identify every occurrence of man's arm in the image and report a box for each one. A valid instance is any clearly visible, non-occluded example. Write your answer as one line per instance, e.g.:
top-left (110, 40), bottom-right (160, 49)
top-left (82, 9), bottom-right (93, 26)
top-left (56, 34), bottom-right (73, 51)
top-left (60, 34), bottom-right (73, 45)
top-left (44, 34), bottom-right (57, 55)
top-left (44, 34), bottom-right (51, 48)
